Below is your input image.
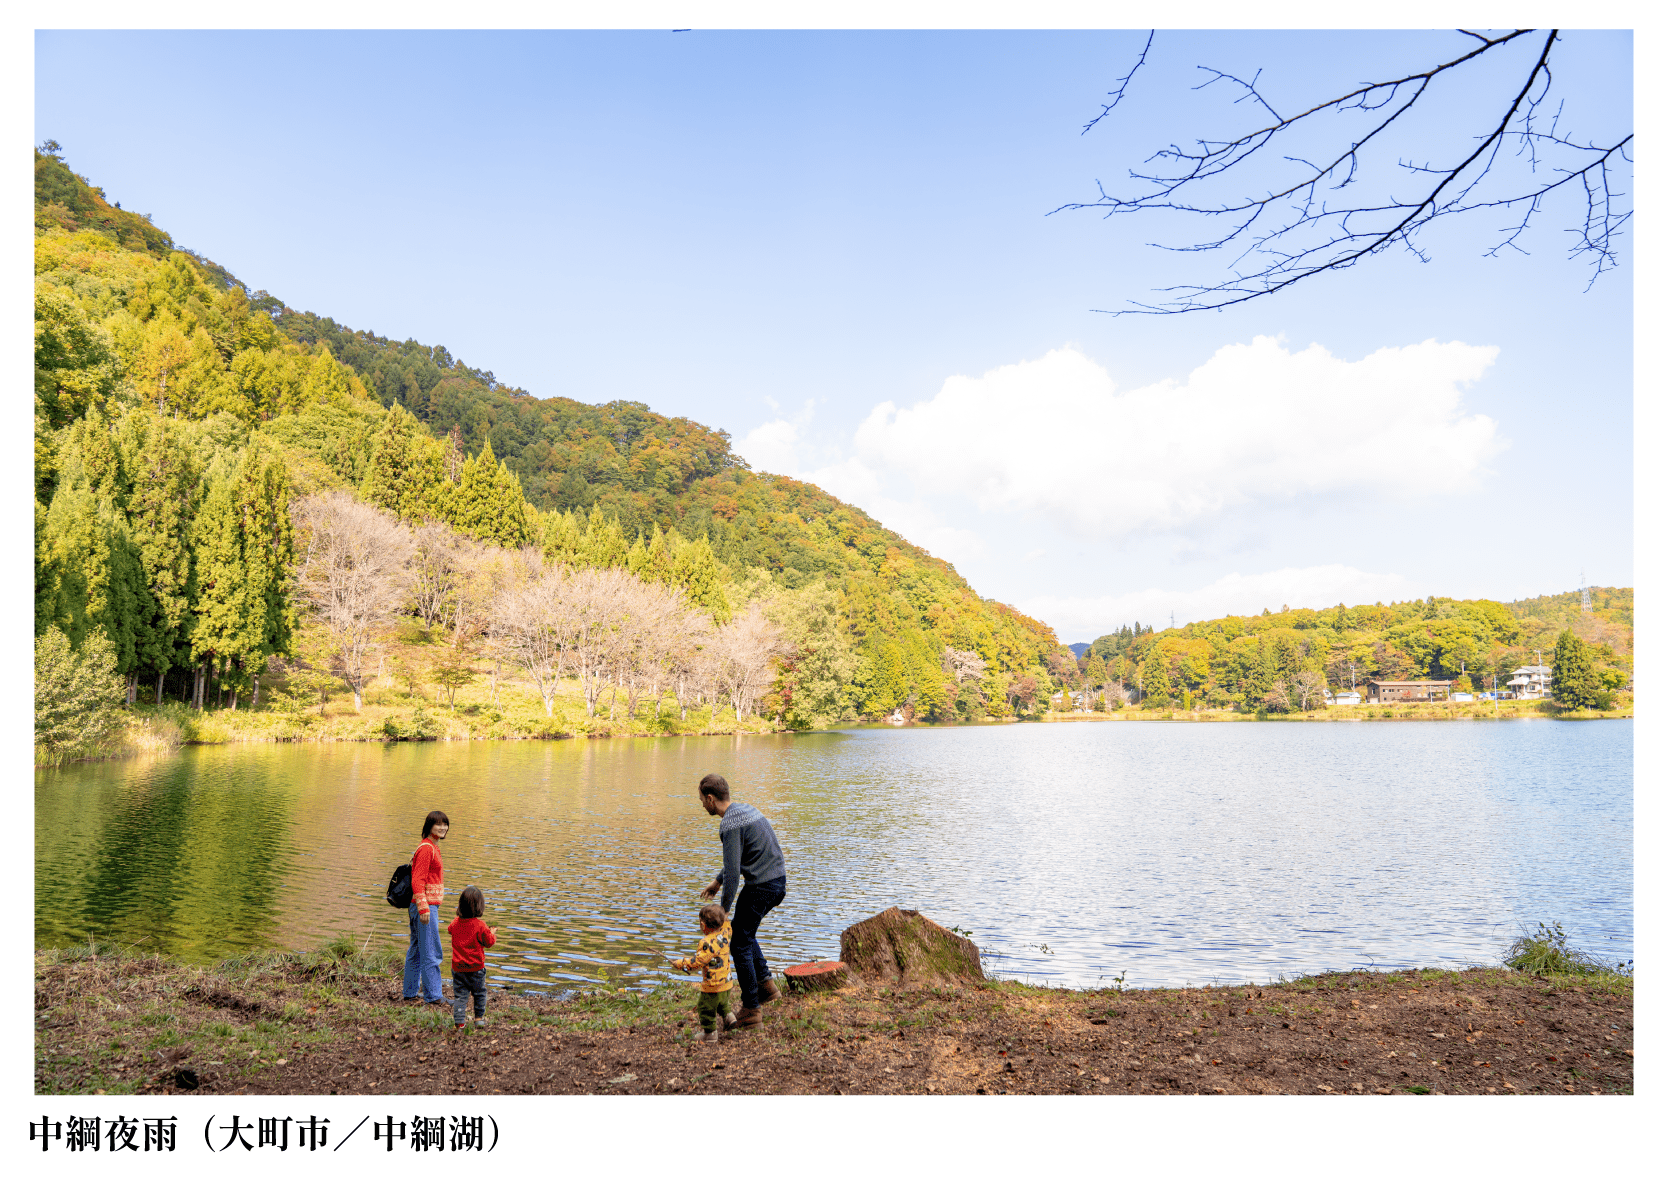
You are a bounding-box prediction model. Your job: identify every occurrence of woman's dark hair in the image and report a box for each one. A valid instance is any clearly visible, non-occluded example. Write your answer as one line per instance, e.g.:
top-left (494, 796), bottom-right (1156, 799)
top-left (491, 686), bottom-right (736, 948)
top-left (697, 773), bottom-right (730, 802)
top-left (422, 810), bottom-right (451, 838)
top-left (458, 885), bottom-right (485, 919)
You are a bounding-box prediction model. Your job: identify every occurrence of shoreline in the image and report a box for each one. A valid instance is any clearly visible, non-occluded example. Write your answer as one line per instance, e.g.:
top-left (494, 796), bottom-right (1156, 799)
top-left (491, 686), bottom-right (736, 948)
top-left (36, 695), bottom-right (1633, 769)
top-left (36, 943), bottom-right (1631, 1097)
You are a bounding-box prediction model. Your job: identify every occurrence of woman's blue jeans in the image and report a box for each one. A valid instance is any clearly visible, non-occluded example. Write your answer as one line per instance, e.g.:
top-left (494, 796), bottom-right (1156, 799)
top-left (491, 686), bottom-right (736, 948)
top-left (404, 903), bottom-right (444, 1001)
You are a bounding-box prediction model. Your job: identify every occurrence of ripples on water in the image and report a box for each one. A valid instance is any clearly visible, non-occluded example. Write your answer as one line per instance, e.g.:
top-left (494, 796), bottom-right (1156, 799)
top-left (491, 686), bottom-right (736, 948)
top-left (35, 719), bottom-right (1632, 991)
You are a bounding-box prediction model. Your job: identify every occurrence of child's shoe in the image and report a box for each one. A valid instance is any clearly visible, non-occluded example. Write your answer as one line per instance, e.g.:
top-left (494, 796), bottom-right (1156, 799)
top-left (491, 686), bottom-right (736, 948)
top-left (474, 1017), bottom-right (488, 1029)
top-left (722, 1011), bottom-right (737, 1030)
top-left (700, 1030), bottom-right (720, 1045)
top-left (453, 1023), bottom-right (467, 1031)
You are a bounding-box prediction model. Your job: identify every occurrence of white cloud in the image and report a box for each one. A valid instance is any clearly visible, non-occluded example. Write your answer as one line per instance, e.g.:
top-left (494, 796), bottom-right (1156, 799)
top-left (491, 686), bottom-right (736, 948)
top-left (733, 418), bottom-right (989, 567)
top-left (734, 399), bottom-right (817, 477)
top-left (852, 338), bottom-right (1504, 538)
top-left (1021, 564), bottom-right (1420, 640)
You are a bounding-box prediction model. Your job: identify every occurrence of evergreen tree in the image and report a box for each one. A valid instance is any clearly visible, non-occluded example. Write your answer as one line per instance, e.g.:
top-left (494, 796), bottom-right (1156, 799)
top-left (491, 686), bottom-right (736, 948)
top-left (488, 449), bottom-right (531, 547)
top-left (539, 508), bottom-right (583, 565)
top-left (861, 639), bottom-right (908, 717)
top-left (188, 465), bottom-right (244, 702)
top-left (35, 626), bottom-right (126, 757)
top-left (625, 533), bottom-right (650, 579)
top-left (363, 403), bottom-right (445, 523)
top-left (298, 345), bottom-right (360, 409)
top-left (644, 524), bottom-right (676, 585)
top-left (35, 479), bottom-right (150, 679)
top-left (124, 409), bottom-right (199, 697)
top-left (671, 532), bottom-right (728, 620)
top-left (240, 443), bottom-right (298, 694)
top-left (1551, 628), bottom-right (1598, 710)
top-left (578, 504), bottom-right (629, 569)
top-left (444, 437), bottom-right (529, 548)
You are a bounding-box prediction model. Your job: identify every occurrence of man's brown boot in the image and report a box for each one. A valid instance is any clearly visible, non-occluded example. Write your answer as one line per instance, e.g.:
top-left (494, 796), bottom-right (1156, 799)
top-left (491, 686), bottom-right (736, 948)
top-left (759, 978), bottom-right (781, 1004)
top-left (732, 1006), bottom-right (763, 1029)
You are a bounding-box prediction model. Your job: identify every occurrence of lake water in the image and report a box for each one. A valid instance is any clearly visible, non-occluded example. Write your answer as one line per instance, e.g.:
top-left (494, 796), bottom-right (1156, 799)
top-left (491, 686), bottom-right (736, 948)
top-left (35, 719), bottom-right (1633, 991)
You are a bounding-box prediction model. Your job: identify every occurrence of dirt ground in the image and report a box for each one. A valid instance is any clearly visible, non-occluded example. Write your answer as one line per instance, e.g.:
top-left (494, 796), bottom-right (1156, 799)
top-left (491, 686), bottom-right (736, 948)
top-left (37, 949), bottom-right (1632, 1096)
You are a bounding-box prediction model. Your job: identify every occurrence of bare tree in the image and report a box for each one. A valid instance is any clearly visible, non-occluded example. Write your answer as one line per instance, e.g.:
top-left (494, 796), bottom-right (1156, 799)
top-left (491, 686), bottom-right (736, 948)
top-left (669, 613), bottom-right (713, 721)
top-left (408, 521), bottom-right (473, 630)
top-left (710, 604), bottom-right (787, 721)
top-left (562, 566), bottom-right (635, 718)
top-left (1056, 30), bottom-right (1631, 313)
top-left (495, 567), bottom-right (569, 717)
top-left (1291, 669), bottom-right (1329, 711)
top-left (613, 578), bottom-right (694, 723)
top-left (292, 492), bottom-right (412, 710)
top-left (942, 645), bottom-right (988, 684)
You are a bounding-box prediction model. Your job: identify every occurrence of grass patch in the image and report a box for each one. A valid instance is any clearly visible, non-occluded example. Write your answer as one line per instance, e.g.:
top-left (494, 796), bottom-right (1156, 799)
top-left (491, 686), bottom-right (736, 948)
top-left (1504, 922), bottom-right (1631, 981)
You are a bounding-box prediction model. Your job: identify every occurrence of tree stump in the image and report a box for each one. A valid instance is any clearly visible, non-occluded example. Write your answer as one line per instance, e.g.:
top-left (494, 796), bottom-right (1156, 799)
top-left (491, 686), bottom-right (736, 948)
top-left (784, 960), bottom-right (851, 993)
top-left (839, 907), bottom-right (984, 987)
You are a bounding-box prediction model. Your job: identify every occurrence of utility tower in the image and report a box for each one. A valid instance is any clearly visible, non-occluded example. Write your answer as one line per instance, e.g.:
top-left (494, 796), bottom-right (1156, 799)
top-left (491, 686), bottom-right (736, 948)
top-left (1580, 570), bottom-right (1592, 613)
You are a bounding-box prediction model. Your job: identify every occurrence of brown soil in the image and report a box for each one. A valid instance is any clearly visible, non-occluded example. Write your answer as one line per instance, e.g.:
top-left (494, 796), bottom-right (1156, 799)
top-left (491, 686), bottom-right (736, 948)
top-left (37, 951), bottom-right (1630, 1097)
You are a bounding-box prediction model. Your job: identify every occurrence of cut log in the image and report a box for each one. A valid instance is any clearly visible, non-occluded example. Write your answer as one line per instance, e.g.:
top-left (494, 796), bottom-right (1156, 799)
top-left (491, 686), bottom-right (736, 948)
top-left (784, 960), bottom-right (851, 993)
top-left (839, 907), bottom-right (984, 987)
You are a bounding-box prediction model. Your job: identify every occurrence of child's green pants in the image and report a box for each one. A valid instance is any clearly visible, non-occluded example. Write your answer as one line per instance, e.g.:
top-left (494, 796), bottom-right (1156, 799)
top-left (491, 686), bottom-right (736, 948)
top-left (697, 991), bottom-right (730, 1031)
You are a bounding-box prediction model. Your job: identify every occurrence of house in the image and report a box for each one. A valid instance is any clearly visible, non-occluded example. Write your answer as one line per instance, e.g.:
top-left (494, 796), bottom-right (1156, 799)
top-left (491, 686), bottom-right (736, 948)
top-left (1326, 690), bottom-right (1362, 706)
top-left (1366, 680), bottom-right (1453, 703)
top-left (1505, 665), bottom-right (1552, 699)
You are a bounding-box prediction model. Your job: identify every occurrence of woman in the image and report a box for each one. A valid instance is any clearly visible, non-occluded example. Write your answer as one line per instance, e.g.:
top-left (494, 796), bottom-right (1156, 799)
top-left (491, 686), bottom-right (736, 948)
top-left (402, 809), bottom-right (450, 1004)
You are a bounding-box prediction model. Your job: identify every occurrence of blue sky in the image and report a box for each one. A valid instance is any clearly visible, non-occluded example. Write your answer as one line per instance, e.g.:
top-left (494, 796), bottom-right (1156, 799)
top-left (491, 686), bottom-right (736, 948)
top-left (34, 28), bottom-right (1634, 641)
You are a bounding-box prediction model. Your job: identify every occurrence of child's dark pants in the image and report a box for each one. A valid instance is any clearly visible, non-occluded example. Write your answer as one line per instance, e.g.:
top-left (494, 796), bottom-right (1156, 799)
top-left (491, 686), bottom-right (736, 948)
top-left (697, 991), bottom-right (730, 1032)
top-left (452, 969), bottom-right (487, 1023)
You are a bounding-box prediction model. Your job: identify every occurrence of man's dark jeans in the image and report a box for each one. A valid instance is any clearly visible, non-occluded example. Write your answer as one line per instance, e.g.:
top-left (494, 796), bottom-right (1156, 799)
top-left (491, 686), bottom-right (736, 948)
top-left (731, 877), bottom-right (786, 1009)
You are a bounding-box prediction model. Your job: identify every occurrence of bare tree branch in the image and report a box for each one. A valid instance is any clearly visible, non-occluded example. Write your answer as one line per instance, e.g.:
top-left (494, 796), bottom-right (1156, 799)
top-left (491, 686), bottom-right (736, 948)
top-left (1054, 30), bottom-right (1631, 314)
top-left (1081, 30), bottom-right (1154, 135)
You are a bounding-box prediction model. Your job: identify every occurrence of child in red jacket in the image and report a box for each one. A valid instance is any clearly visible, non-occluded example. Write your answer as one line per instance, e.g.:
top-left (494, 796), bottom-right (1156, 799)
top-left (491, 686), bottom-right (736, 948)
top-left (447, 886), bottom-right (497, 1029)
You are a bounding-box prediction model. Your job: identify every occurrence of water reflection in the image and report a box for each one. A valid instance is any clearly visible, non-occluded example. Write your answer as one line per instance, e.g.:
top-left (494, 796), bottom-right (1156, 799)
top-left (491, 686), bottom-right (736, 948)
top-left (36, 720), bottom-right (1632, 989)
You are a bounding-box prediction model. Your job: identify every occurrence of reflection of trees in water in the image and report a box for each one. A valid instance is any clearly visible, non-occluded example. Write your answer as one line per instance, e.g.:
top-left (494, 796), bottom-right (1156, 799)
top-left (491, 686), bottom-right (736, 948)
top-left (37, 754), bottom-right (293, 959)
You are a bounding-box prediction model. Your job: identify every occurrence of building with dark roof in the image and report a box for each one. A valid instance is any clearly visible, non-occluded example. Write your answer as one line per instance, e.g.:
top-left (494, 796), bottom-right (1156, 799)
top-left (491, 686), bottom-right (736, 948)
top-left (1366, 680), bottom-right (1454, 703)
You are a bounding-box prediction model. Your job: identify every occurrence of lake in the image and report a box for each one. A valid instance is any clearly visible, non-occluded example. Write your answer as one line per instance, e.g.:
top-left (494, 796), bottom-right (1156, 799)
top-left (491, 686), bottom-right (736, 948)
top-left (35, 718), bottom-right (1633, 991)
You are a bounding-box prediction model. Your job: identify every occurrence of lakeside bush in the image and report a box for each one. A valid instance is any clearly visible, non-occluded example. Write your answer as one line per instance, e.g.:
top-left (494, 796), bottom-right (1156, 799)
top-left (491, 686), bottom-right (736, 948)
top-left (1505, 922), bottom-right (1630, 979)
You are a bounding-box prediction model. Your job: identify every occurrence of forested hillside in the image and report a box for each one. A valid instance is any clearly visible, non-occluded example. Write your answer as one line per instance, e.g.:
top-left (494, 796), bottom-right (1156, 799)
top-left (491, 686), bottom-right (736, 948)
top-left (33, 146), bottom-right (1065, 745)
top-left (1070, 592), bottom-right (1632, 713)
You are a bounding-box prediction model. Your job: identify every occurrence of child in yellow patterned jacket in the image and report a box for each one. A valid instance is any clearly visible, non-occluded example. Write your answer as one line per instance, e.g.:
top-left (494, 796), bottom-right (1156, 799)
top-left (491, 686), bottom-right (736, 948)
top-left (671, 904), bottom-right (736, 1043)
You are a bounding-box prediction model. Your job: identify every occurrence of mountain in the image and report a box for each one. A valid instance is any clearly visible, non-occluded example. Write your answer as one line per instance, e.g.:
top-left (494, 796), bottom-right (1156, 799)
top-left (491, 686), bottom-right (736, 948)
top-left (33, 148), bottom-right (1067, 726)
top-left (1075, 592), bottom-right (1631, 710)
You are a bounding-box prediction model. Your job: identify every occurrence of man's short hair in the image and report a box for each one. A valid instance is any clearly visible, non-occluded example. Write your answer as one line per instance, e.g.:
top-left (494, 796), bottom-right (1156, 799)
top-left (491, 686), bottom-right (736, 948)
top-left (697, 773), bottom-right (730, 802)
top-left (422, 810), bottom-right (451, 837)
top-left (699, 903), bottom-right (726, 930)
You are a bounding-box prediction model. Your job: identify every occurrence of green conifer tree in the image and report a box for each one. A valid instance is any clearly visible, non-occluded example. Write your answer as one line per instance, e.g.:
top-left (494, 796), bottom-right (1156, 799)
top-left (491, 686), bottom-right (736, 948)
top-left (671, 532), bottom-right (728, 620)
top-left (625, 533), bottom-right (650, 579)
top-left (188, 465), bottom-right (245, 703)
top-left (363, 403), bottom-right (445, 523)
top-left (644, 524), bottom-right (676, 586)
top-left (1551, 628), bottom-right (1598, 710)
top-left (540, 509), bottom-right (583, 565)
top-left (444, 437), bottom-right (529, 547)
top-left (579, 504), bottom-right (629, 569)
top-left (123, 409), bottom-right (199, 698)
top-left (488, 450), bottom-right (531, 547)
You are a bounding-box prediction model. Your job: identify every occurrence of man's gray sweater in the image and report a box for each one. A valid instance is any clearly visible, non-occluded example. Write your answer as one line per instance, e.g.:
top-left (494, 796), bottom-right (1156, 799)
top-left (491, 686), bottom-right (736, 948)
top-left (713, 802), bottom-right (786, 912)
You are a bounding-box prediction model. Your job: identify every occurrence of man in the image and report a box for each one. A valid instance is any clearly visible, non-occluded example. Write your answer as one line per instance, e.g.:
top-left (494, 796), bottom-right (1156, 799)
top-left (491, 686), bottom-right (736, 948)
top-left (697, 773), bottom-right (786, 1027)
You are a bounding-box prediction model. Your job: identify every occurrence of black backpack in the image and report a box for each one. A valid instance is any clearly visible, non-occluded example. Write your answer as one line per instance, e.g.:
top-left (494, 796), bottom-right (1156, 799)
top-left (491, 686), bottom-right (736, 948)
top-left (386, 863), bottom-right (413, 908)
